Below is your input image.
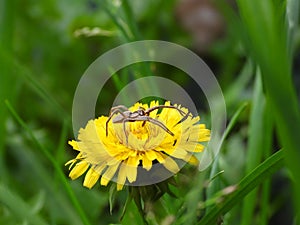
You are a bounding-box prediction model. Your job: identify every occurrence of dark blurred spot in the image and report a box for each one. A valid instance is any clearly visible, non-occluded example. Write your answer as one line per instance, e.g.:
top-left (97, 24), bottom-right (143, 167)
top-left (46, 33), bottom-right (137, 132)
top-left (269, 171), bottom-right (294, 225)
top-left (176, 0), bottom-right (233, 53)
top-left (292, 53), bottom-right (300, 100)
top-left (87, 0), bottom-right (99, 11)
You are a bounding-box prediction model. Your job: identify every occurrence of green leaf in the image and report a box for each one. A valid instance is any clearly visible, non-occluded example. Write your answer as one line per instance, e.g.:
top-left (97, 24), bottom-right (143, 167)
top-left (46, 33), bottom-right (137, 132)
top-left (237, 0), bottom-right (300, 213)
top-left (205, 102), bottom-right (248, 214)
top-left (129, 187), bottom-right (148, 225)
top-left (198, 149), bottom-right (284, 225)
top-left (5, 100), bottom-right (91, 225)
top-left (241, 69), bottom-right (273, 225)
top-left (109, 183), bottom-right (117, 214)
top-left (0, 0), bottom-right (16, 184)
top-left (0, 184), bottom-right (48, 225)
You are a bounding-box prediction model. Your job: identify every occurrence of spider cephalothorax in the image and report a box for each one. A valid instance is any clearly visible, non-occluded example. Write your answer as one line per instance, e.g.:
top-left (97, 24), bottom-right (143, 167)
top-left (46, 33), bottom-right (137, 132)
top-left (106, 104), bottom-right (190, 143)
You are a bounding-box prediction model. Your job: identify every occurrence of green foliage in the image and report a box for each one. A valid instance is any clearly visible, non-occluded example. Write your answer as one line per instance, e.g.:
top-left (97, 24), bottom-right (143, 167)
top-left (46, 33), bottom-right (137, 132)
top-left (1, 0), bottom-right (299, 224)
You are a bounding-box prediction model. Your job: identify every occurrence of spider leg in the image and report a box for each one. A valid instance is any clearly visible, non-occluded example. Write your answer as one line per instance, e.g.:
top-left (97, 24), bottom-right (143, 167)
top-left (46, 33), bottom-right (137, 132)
top-left (142, 105), bottom-right (180, 127)
top-left (147, 117), bottom-right (174, 136)
top-left (145, 105), bottom-right (192, 125)
top-left (141, 120), bottom-right (147, 127)
top-left (144, 105), bottom-right (185, 116)
top-left (120, 117), bottom-right (148, 144)
top-left (122, 119), bottom-right (129, 144)
top-left (106, 106), bottom-right (128, 136)
top-left (135, 116), bottom-right (175, 136)
top-left (110, 105), bottom-right (129, 112)
top-left (141, 105), bottom-right (165, 127)
top-left (120, 116), bottom-right (174, 144)
top-left (175, 111), bottom-right (192, 125)
top-left (119, 118), bottom-right (135, 144)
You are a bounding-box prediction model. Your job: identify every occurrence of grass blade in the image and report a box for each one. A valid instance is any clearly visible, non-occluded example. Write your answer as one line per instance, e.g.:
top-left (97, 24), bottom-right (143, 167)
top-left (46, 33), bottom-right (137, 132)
top-left (0, 184), bottom-right (48, 225)
top-left (206, 102), bottom-right (249, 213)
top-left (198, 149), bottom-right (284, 225)
top-left (241, 70), bottom-right (273, 224)
top-left (5, 100), bottom-right (91, 225)
top-left (0, 0), bottom-right (16, 183)
top-left (237, 0), bottom-right (300, 213)
top-left (287, 0), bottom-right (299, 57)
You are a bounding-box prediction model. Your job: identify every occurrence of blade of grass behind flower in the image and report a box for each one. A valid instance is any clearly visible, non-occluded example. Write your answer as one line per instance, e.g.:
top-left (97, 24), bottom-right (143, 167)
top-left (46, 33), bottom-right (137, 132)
top-left (121, 199), bottom-right (144, 225)
top-left (205, 102), bottom-right (249, 214)
top-left (109, 67), bottom-right (131, 106)
top-left (237, 0), bottom-right (300, 214)
top-left (257, 92), bottom-right (273, 225)
top-left (0, 0), bottom-right (16, 184)
top-left (224, 59), bottom-right (253, 109)
top-left (0, 184), bottom-right (48, 225)
top-left (216, 102), bottom-right (249, 154)
top-left (5, 100), bottom-right (91, 225)
top-left (14, 59), bottom-right (69, 121)
top-left (197, 149), bottom-right (284, 225)
top-left (101, 1), bottom-right (132, 41)
top-left (241, 70), bottom-right (273, 225)
top-left (56, 119), bottom-right (70, 163)
top-left (8, 139), bottom-right (83, 225)
top-left (102, 0), bottom-right (159, 96)
top-left (0, 50), bottom-right (70, 122)
top-left (111, 70), bottom-right (125, 92)
top-left (204, 59), bottom-right (252, 215)
top-left (175, 172), bottom-right (206, 225)
top-left (54, 118), bottom-right (70, 186)
top-left (286, 0), bottom-right (299, 57)
top-left (122, 0), bottom-right (142, 41)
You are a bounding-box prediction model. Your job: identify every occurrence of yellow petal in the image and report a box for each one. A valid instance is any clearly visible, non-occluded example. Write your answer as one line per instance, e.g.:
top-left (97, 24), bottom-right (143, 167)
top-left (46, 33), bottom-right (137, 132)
top-left (69, 161), bottom-right (89, 180)
top-left (125, 159), bottom-right (138, 183)
top-left (65, 159), bottom-right (76, 167)
top-left (117, 163), bottom-right (127, 188)
top-left (153, 151), bottom-right (165, 162)
top-left (68, 140), bottom-right (80, 151)
top-left (100, 162), bottom-right (120, 186)
top-left (186, 155), bottom-right (199, 166)
top-left (142, 154), bottom-right (152, 171)
top-left (148, 100), bottom-right (159, 118)
top-left (184, 143), bottom-right (205, 152)
top-left (83, 168), bottom-right (100, 189)
top-left (198, 135), bottom-right (210, 142)
top-left (159, 146), bottom-right (187, 160)
top-left (117, 183), bottom-right (124, 191)
top-left (106, 156), bottom-right (122, 166)
top-left (145, 150), bottom-right (157, 161)
top-left (100, 177), bottom-right (109, 186)
top-left (162, 156), bottom-right (180, 174)
top-left (126, 167), bottom-right (137, 183)
top-left (127, 156), bottom-right (140, 166)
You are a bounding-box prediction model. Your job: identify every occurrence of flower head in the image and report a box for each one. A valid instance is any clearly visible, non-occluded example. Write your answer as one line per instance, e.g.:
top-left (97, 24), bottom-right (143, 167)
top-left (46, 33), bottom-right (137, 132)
top-left (66, 101), bottom-right (210, 190)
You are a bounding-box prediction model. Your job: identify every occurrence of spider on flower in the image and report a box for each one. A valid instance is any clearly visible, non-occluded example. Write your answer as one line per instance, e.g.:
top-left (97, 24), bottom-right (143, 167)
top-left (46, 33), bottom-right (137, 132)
top-left (106, 104), bottom-right (191, 143)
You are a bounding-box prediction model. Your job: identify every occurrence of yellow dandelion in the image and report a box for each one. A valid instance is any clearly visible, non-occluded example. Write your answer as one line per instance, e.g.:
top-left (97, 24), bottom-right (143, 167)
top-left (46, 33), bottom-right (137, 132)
top-left (65, 101), bottom-right (210, 191)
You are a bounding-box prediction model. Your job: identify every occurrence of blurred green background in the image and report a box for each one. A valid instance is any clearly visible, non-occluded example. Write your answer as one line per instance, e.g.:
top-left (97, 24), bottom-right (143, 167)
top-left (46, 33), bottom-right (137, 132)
top-left (1, 0), bottom-right (300, 224)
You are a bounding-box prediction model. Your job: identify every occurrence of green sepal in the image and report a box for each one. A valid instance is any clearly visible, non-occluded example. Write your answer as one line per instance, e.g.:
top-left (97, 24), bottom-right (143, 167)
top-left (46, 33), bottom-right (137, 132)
top-left (108, 183), bottom-right (117, 215)
top-left (156, 181), bottom-right (177, 199)
top-left (120, 190), bottom-right (132, 221)
top-left (130, 187), bottom-right (148, 225)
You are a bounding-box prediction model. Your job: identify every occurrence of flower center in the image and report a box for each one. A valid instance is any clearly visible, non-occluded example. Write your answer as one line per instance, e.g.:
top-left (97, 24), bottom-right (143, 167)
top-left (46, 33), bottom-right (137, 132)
top-left (113, 121), bottom-right (167, 151)
top-left (130, 122), bottom-right (149, 140)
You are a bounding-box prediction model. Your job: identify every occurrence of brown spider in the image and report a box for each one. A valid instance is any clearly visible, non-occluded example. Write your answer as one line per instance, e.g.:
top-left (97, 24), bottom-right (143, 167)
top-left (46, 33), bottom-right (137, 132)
top-left (105, 104), bottom-right (190, 143)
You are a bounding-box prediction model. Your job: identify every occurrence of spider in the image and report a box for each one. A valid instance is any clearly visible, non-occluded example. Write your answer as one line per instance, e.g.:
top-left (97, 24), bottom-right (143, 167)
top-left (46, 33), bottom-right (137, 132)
top-left (105, 104), bottom-right (190, 143)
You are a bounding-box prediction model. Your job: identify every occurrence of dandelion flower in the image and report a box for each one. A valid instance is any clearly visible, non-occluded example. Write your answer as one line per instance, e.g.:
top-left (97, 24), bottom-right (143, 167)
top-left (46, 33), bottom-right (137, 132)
top-left (66, 101), bottom-right (210, 190)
